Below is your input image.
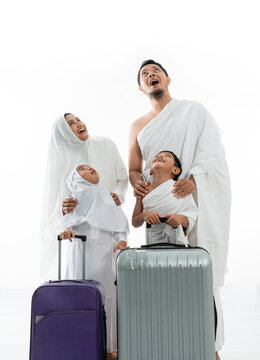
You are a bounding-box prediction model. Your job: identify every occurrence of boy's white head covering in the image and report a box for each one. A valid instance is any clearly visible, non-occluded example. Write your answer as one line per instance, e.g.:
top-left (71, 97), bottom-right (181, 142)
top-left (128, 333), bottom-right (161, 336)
top-left (58, 168), bottom-right (129, 233)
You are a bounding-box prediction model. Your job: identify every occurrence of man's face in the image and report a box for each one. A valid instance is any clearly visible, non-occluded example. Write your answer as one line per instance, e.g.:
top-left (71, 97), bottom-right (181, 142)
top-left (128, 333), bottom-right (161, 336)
top-left (150, 151), bottom-right (180, 177)
top-left (139, 64), bottom-right (170, 97)
top-left (65, 114), bottom-right (89, 141)
top-left (76, 164), bottom-right (99, 184)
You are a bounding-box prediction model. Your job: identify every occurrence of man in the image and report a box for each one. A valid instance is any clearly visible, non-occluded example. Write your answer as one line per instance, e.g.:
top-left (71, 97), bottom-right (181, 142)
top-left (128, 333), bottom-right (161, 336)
top-left (129, 60), bottom-right (231, 360)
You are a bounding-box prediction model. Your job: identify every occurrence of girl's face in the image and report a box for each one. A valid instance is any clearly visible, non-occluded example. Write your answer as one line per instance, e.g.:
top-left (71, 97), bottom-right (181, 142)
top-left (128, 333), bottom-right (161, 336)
top-left (76, 164), bottom-right (99, 184)
top-left (65, 114), bottom-right (89, 141)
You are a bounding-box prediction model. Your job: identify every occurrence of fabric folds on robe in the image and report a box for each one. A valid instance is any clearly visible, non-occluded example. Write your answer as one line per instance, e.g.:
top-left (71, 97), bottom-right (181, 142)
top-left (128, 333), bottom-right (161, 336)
top-left (137, 99), bottom-right (231, 288)
top-left (142, 179), bottom-right (198, 244)
top-left (40, 115), bottom-right (128, 279)
top-left (58, 168), bottom-right (129, 235)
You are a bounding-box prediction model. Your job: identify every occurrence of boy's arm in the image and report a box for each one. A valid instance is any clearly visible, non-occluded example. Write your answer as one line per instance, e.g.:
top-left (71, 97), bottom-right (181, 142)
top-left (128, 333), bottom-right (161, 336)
top-left (132, 198), bottom-right (145, 227)
top-left (132, 198), bottom-right (161, 227)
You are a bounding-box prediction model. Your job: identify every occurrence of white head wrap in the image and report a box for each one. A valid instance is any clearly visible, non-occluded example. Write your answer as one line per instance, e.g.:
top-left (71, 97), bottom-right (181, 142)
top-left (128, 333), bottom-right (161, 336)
top-left (40, 115), bottom-right (90, 278)
top-left (58, 168), bottom-right (129, 233)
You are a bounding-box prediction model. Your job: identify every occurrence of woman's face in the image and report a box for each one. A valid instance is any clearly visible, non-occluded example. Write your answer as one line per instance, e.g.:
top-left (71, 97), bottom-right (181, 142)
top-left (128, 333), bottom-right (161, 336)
top-left (65, 114), bottom-right (89, 141)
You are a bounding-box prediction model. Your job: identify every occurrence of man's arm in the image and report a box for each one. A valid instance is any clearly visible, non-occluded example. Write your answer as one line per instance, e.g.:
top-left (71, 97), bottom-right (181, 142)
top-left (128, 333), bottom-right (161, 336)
top-left (129, 122), bottom-right (149, 198)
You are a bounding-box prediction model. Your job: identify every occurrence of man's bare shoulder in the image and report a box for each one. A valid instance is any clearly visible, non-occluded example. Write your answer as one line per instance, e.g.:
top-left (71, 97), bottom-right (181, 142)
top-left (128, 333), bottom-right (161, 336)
top-left (130, 111), bottom-right (154, 135)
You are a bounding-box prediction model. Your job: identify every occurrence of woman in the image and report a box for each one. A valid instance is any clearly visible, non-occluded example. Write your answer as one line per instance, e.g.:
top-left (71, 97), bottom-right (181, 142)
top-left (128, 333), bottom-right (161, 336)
top-left (40, 113), bottom-right (128, 358)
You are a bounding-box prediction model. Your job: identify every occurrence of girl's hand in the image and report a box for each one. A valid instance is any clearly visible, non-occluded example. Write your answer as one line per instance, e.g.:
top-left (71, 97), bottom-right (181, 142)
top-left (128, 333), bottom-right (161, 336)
top-left (59, 228), bottom-right (75, 242)
top-left (113, 241), bottom-right (129, 253)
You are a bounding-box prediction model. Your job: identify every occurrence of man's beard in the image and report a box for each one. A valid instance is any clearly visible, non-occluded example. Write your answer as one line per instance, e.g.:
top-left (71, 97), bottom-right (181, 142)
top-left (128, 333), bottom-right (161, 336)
top-left (150, 88), bottom-right (164, 99)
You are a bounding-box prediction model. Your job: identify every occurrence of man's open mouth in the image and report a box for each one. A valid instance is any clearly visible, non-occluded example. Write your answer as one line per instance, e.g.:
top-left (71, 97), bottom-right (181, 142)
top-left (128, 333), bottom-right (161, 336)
top-left (149, 79), bottom-right (159, 86)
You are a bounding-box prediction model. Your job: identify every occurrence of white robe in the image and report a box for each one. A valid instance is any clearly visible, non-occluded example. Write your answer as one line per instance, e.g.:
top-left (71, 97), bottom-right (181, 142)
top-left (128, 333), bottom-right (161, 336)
top-left (40, 116), bottom-right (128, 279)
top-left (137, 98), bottom-right (231, 350)
top-left (143, 179), bottom-right (198, 244)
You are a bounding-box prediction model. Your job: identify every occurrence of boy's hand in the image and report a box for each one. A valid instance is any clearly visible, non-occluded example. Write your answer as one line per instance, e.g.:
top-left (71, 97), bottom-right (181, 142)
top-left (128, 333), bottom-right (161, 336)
top-left (173, 176), bottom-right (196, 198)
top-left (134, 180), bottom-right (150, 198)
top-left (62, 196), bottom-right (78, 214)
top-left (143, 211), bottom-right (161, 225)
top-left (59, 228), bottom-right (75, 242)
top-left (110, 193), bottom-right (121, 206)
top-left (113, 241), bottom-right (129, 253)
top-left (164, 214), bottom-right (183, 228)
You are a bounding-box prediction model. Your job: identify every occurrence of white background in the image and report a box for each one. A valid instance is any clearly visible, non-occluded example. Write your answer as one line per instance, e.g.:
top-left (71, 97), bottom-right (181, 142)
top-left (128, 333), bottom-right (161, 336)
top-left (0, 0), bottom-right (259, 358)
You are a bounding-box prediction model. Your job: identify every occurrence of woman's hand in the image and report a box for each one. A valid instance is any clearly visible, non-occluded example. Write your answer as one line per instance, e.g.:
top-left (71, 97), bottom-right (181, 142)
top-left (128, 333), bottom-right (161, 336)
top-left (59, 228), bottom-right (75, 242)
top-left (173, 176), bottom-right (196, 199)
top-left (62, 196), bottom-right (78, 214)
top-left (110, 193), bottom-right (121, 206)
top-left (143, 211), bottom-right (161, 225)
top-left (113, 241), bottom-right (129, 253)
top-left (134, 180), bottom-right (150, 198)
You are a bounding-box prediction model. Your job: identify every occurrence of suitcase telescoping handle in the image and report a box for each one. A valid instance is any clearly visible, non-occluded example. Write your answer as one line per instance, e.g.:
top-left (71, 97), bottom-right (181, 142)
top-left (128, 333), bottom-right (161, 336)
top-left (57, 235), bottom-right (87, 280)
top-left (145, 216), bottom-right (184, 246)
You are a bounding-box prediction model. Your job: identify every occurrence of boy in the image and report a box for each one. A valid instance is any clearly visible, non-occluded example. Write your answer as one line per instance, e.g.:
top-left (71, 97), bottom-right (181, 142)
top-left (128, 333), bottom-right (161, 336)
top-left (132, 151), bottom-right (197, 244)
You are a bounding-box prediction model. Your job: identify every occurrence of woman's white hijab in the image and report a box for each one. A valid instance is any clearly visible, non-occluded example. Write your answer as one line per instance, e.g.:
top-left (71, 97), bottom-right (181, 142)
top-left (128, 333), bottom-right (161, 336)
top-left (40, 115), bottom-right (92, 279)
top-left (58, 168), bottom-right (129, 233)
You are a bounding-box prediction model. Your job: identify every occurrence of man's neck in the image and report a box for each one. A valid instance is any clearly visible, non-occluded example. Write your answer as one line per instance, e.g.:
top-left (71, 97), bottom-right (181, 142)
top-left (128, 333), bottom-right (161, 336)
top-left (149, 90), bottom-right (172, 117)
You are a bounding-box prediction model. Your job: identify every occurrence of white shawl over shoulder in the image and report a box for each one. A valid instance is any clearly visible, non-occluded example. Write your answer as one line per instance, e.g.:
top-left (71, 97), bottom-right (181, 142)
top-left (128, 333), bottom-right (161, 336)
top-left (138, 99), bottom-right (231, 287)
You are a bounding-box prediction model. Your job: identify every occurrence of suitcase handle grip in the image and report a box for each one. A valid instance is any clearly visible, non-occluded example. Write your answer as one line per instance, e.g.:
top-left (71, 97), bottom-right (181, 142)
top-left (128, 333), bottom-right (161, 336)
top-left (141, 242), bottom-right (190, 249)
top-left (146, 217), bottom-right (172, 228)
top-left (57, 235), bottom-right (86, 242)
top-left (49, 279), bottom-right (84, 284)
top-left (57, 234), bottom-right (87, 280)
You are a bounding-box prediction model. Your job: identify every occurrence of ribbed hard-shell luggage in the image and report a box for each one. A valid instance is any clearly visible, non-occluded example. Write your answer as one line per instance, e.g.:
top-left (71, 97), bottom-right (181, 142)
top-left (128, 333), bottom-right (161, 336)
top-left (116, 221), bottom-right (215, 360)
top-left (29, 235), bottom-right (106, 360)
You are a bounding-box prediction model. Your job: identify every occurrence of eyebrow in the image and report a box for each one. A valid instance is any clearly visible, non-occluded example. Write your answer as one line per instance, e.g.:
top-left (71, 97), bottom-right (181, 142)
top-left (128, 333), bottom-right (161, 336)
top-left (142, 66), bottom-right (160, 73)
top-left (157, 152), bottom-right (173, 157)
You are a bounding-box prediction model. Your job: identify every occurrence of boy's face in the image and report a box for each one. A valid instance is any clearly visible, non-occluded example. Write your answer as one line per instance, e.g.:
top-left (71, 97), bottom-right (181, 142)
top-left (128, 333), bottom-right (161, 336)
top-left (150, 151), bottom-right (180, 178)
top-left (76, 164), bottom-right (99, 184)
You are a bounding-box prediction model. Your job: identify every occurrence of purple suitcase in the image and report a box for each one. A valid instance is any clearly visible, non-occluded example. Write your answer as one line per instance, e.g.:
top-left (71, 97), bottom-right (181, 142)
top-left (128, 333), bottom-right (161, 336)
top-left (29, 235), bottom-right (106, 360)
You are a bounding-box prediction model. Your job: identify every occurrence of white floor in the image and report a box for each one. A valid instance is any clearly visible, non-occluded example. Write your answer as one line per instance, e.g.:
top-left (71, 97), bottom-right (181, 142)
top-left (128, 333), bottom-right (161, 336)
top-left (0, 285), bottom-right (260, 359)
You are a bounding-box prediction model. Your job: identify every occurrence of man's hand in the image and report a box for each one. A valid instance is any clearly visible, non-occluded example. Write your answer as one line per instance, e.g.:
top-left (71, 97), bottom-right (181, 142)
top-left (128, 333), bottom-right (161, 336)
top-left (113, 240), bottom-right (129, 253)
top-left (134, 180), bottom-right (150, 198)
top-left (173, 176), bottom-right (196, 199)
top-left (59, 228), bottom-right (75, 242)
top-left (62, 196), bottom-right (78, 215)
top-left (110, 193), bottom-right (121, 206)
top-left (143, 211), bottom-right (161, 225)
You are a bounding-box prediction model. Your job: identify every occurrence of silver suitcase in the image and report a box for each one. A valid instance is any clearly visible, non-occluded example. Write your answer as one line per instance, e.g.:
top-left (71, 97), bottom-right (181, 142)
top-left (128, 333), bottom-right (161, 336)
top-left (116, 221), bottom-right (215, 360)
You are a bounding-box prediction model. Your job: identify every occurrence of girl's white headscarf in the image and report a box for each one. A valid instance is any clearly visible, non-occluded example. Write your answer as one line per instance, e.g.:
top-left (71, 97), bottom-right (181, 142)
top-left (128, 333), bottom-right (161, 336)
top-left (58, 168), bottom-right (129, 233)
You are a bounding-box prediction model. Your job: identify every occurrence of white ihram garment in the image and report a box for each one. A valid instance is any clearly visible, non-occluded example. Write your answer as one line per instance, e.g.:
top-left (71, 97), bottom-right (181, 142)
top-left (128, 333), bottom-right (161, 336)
top-left (58, 169), bottom-right (129, 352)
top-left (137, 99), bottom-right (231, 350)
top-left (142, 179), bottom-right (198, 245)
top-left (40, 115), bottom-right (128, 279)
